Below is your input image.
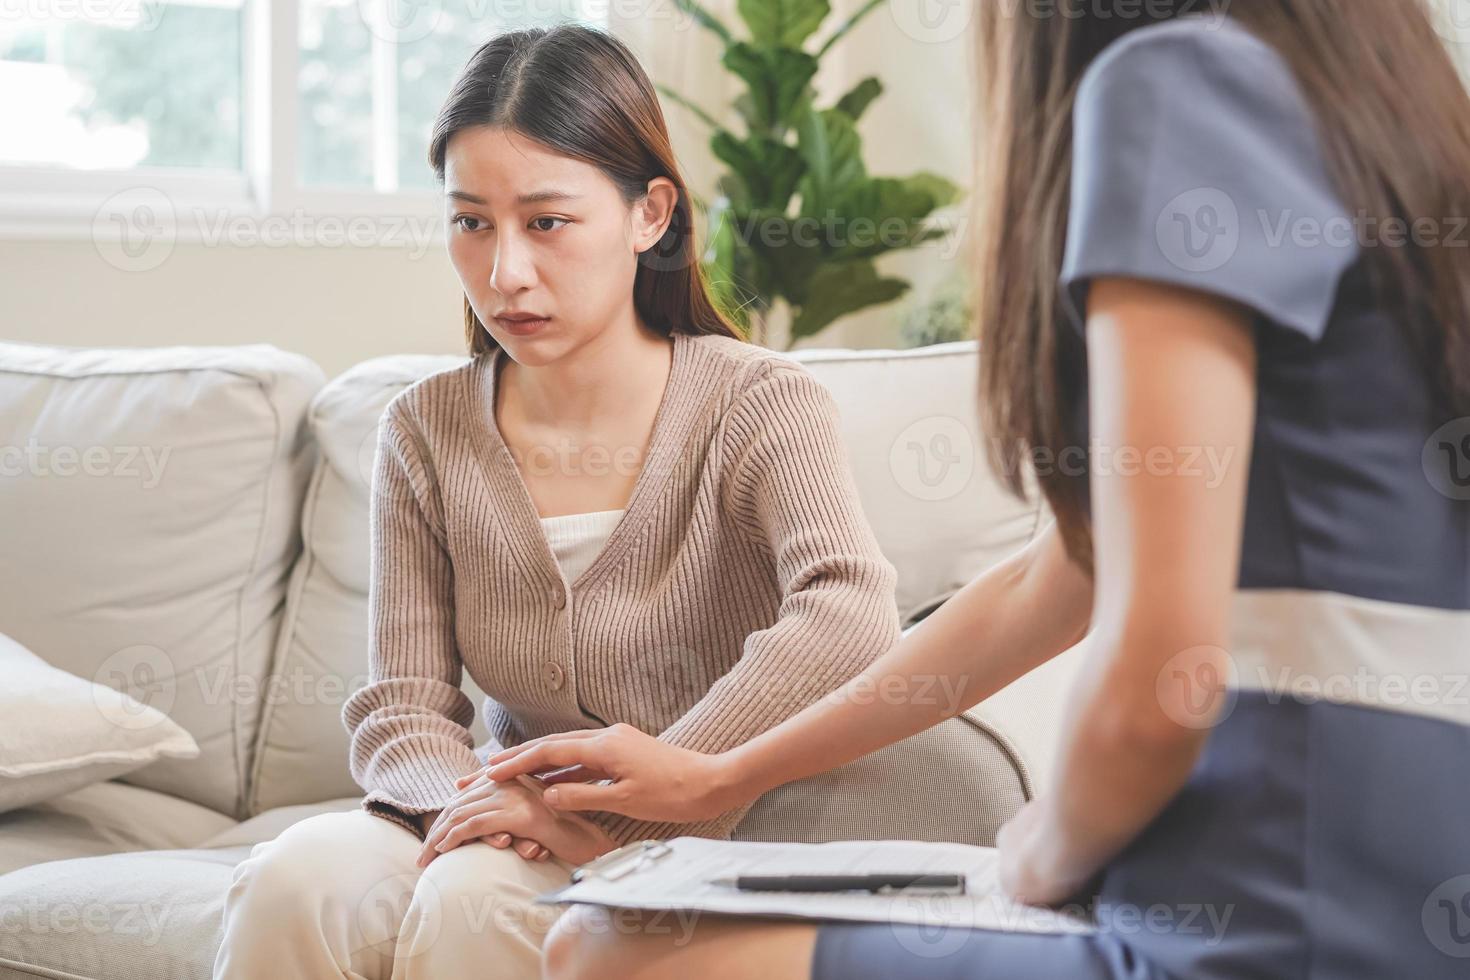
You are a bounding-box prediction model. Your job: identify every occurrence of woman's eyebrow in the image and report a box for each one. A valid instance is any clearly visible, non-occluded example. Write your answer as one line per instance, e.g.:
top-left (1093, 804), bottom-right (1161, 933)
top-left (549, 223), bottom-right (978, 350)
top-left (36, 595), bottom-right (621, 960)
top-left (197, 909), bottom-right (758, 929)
top-left (446, 189), bottom-right (583, 205)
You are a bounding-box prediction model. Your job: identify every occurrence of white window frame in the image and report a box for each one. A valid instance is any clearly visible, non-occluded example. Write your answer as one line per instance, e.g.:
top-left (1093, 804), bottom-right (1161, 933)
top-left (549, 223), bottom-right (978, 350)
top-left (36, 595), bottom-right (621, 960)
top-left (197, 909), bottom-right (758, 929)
top-left (0, 0), bottom-right (476, 245)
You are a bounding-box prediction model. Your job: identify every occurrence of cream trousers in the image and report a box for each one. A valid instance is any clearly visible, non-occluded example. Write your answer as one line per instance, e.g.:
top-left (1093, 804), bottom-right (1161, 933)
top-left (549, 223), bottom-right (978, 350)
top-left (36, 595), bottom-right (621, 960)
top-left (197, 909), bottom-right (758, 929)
top-left (213, 808), bottom-right (576, 979)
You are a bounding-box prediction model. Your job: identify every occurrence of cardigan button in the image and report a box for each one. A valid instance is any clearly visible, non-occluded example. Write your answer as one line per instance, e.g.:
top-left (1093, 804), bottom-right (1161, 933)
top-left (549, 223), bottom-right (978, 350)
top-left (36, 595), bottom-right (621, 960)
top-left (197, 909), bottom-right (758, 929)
top-left (551, 586), bottom-right (566, 609)
top-left (543, 661), bottom-right (566, 690)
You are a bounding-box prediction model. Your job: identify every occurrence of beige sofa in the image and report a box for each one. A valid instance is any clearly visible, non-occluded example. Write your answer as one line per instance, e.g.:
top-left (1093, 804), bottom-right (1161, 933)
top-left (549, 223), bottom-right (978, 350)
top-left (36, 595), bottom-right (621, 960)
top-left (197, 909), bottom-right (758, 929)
top-left (0, 338), bottom-right (1085, 979)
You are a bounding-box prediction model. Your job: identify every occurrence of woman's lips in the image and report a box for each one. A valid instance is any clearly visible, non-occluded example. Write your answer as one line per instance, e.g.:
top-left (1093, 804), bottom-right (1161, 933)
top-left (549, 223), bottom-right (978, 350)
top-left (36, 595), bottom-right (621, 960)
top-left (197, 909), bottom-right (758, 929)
top-left (494, 316), bottom-right (551, 336)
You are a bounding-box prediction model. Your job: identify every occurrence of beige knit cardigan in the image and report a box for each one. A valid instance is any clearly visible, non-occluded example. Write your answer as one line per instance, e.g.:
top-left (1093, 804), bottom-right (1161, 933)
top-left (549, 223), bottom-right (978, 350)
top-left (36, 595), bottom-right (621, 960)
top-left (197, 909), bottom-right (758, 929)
top-left (342, 331), bottom-right (901, 845)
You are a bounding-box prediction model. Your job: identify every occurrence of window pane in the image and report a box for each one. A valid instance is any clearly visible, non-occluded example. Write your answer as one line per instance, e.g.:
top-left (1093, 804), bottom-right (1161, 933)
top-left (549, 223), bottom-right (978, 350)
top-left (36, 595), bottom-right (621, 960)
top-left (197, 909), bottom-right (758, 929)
top-left (299, 0), bottom-right (373, 187)
top-left (394, 12), bottom-right (487, 192)
top-left (0, 1), bottom-right (243, 171)
top-left (300, 0), bottom-right (604, 191)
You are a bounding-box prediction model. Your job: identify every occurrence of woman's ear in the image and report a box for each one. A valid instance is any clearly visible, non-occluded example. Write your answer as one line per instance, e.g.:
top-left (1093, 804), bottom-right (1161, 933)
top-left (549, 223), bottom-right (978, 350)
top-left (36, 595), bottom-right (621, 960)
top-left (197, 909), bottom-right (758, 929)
top-left (632, 177), bottom-right (679, 253)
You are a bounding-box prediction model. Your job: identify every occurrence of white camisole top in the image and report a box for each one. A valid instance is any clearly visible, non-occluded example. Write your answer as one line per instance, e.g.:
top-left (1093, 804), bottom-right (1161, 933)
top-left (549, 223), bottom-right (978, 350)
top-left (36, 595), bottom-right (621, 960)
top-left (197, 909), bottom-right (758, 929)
top-left (538, 508), bottom-right (625, 585)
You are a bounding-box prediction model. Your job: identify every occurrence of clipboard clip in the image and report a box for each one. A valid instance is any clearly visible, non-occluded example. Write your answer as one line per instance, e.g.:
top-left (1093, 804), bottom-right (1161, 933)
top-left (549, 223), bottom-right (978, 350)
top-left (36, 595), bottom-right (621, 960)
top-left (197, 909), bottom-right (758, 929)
top-left (570, 840), bottom-right (672, 884)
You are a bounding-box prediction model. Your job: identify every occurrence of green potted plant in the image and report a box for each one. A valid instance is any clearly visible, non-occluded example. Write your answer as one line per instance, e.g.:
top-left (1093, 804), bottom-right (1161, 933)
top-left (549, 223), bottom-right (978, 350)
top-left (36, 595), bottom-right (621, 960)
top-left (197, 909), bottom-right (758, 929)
top-left (661, 0), bottom-right (962, 347)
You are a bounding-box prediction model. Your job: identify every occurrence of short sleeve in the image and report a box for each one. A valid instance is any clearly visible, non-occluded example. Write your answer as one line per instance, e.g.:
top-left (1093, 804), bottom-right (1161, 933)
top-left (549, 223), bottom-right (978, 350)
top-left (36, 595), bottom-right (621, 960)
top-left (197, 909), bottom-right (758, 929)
top-left (1061, 20), bottom-right (1360, 342)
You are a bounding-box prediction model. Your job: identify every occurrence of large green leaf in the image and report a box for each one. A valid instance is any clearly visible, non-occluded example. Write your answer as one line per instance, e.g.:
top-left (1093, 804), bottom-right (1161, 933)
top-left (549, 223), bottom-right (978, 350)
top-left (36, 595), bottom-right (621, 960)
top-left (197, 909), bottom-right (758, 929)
top-left (738, 0), bottom-right (830, 48)
top-left (710, 132), bottom-right (805, 211)
top-left (723, 43), bottom-right (819, 134)
top-left (790, 259), bottom-right (909, 340)
top-left (795, 107), bottom-right (865, 220)
top-left (735, 209), bottom-right (828, 305)
top-left (828, 173), bottom-right (962, 258)
top-left (834, 76), bottom-right (882, 121)
top-left (716, 172), bottom-right (751, 213)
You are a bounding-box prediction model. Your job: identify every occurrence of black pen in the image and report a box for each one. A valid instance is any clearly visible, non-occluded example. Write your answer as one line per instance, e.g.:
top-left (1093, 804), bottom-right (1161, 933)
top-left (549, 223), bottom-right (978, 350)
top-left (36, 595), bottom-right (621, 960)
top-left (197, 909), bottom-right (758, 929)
top-left (707, 873), bottom-right (966, 895)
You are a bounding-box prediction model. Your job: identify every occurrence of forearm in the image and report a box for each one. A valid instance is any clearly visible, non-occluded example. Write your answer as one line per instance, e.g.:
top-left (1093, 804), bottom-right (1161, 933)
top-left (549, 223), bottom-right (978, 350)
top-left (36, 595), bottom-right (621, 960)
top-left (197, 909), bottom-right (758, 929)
top-left (720, 523), bottom-right (1092, 806)
top-left (1031, 620), bottom-right (1213, 883)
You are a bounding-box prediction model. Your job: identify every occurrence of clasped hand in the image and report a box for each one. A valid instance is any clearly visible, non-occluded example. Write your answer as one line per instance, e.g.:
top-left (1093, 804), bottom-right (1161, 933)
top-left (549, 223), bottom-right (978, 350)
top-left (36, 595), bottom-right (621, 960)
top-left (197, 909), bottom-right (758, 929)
top-left (414, 774), bottom-right (616, 868)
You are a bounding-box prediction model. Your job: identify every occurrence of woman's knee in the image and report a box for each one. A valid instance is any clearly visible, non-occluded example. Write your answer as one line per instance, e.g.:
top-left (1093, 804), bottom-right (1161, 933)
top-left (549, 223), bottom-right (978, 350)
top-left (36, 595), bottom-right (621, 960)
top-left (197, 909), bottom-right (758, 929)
top-left (228, 809), bottom-right (414, 911)
top-left (543, 906), bottom-right (616, 980)
top-left (413, 841), bottom-right (569, 942)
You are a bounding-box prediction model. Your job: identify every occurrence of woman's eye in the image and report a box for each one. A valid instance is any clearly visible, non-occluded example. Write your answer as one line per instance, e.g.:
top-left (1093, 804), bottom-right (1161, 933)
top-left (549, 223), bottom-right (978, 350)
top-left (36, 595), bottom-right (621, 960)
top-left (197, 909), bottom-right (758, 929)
top-left (453, 216), bottom-right (565, 233)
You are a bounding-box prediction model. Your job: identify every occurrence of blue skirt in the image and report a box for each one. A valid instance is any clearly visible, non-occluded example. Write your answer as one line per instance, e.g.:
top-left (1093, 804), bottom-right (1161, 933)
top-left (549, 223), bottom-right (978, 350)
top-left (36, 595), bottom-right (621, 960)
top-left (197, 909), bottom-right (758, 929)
top-left (813, 694), bottom-right (1470, 979)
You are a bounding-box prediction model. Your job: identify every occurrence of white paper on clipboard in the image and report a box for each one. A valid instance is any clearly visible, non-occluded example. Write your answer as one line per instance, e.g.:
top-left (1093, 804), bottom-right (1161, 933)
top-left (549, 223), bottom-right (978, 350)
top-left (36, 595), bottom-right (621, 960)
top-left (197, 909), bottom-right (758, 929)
top-left (537, 837), bottom-right (1096, 935)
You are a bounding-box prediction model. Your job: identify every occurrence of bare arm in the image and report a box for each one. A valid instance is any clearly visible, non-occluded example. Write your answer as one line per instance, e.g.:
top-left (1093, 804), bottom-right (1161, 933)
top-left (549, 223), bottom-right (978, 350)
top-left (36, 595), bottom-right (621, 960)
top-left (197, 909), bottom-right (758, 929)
top-left (999, 277), bottom-right (1256, 903)
top-left (719, 518), bottom-right (1092, 804)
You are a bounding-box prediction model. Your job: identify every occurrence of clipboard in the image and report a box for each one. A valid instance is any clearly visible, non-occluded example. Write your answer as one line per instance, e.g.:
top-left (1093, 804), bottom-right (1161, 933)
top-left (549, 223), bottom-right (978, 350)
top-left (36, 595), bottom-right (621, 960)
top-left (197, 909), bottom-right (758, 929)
top-left (537, 836), bottom-right (1096, 935)
top-left (567, 839), bottom-right (674, 884)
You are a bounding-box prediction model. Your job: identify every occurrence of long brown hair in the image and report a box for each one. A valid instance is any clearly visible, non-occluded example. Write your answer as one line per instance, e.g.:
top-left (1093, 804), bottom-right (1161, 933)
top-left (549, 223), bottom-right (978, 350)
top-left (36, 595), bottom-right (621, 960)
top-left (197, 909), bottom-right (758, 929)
top-left (973, 0), bottom-right (1470, 568)
top-left (428, 24), bottom-right (745, 356)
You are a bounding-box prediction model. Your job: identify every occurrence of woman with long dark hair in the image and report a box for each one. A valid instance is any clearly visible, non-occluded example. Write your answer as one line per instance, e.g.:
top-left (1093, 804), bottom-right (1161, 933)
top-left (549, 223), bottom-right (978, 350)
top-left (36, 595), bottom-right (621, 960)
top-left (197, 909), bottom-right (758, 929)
top-left (212, 24), bottom-right (901, 978)
top-left (483, 2), bottom-right (1470, 976)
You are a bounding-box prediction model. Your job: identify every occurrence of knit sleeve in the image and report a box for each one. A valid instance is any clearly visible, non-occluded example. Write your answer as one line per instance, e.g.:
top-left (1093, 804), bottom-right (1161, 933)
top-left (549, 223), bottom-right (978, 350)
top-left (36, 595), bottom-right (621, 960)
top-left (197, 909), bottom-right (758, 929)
top-left (341, 400), bottom-right (484, 841)
top-left (592, 362), bottom-right (902, 844)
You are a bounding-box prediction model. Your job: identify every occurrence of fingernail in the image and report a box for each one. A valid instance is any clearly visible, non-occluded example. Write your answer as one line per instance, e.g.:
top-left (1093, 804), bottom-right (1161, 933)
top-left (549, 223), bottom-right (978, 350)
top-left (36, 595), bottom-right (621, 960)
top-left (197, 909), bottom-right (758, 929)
top-left (544, 787), bottom-right (560, 806)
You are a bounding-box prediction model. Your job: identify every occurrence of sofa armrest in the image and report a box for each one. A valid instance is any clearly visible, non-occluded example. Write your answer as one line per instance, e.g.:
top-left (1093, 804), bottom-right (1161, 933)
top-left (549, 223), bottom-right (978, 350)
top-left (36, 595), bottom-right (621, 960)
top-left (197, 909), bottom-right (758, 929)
top-left (962, 643), bottom-right (1088, 799)
top-left (731, 713), bottom-right (1028, 847)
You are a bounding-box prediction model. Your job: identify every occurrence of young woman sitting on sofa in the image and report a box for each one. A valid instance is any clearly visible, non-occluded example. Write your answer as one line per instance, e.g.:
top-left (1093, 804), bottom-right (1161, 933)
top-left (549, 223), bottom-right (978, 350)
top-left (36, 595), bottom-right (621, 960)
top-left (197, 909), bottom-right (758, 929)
top-left (481, 3), bottom-right (1470, 978)
top-left (212, 23), bottom-right (904, 980)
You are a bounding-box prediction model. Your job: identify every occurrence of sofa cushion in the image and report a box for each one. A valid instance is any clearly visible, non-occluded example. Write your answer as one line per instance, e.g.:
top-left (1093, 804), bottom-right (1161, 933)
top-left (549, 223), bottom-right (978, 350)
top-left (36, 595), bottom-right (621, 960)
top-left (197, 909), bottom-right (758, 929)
top-left (0, 342), bottom-right (325, 819)
top-left (0, 781), bottom-right (236, 877)
top-left (0, 845), bottom-right (243, 980)
top-left (0, 797), bottom-right (371, 980)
